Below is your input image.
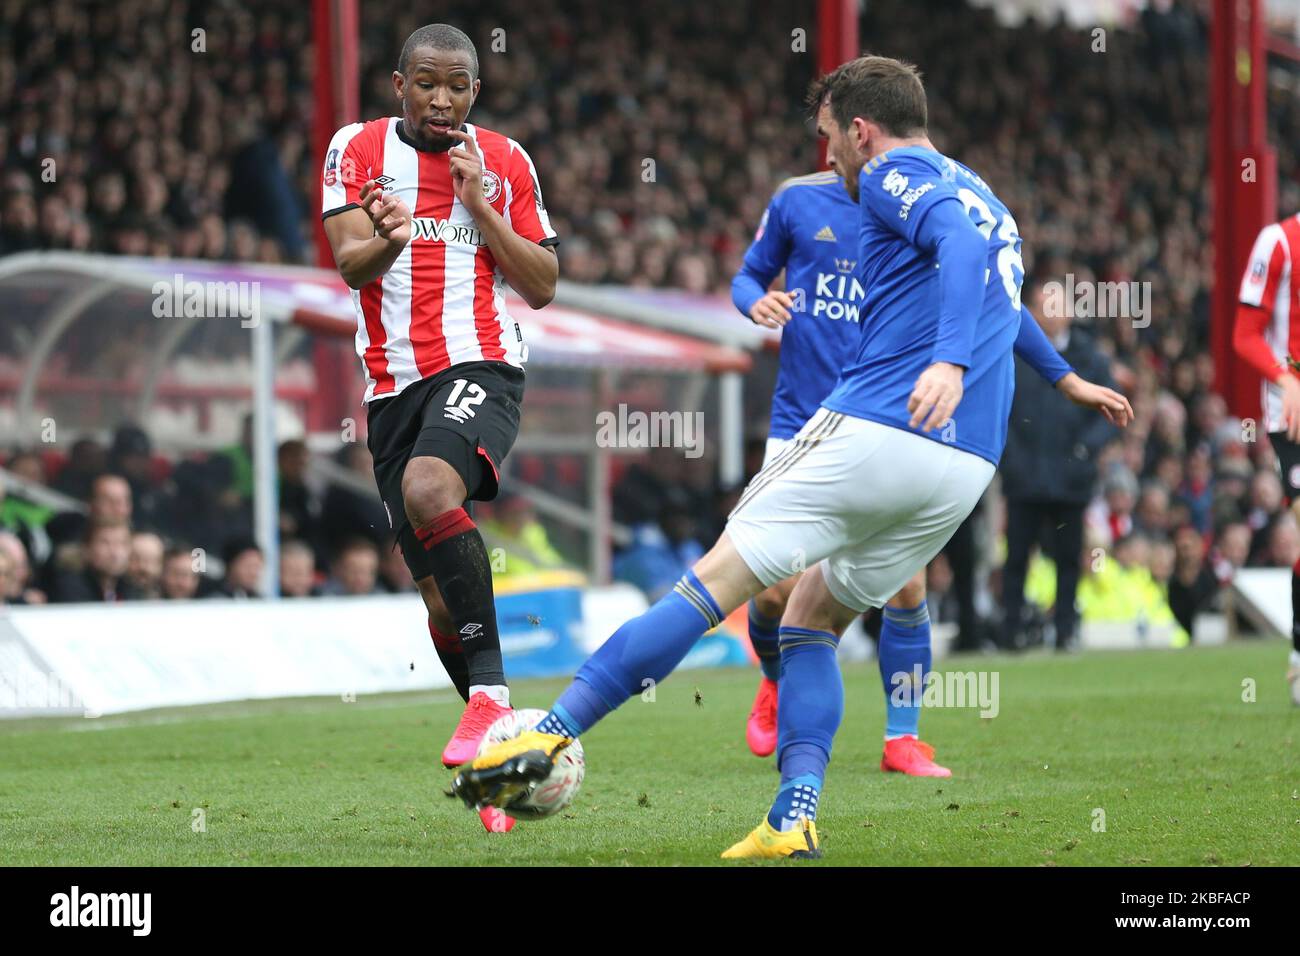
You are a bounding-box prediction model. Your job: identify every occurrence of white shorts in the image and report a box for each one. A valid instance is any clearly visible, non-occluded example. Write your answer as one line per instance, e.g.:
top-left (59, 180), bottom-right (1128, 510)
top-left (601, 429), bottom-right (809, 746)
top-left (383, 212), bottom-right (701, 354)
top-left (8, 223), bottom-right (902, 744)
top-left (761, 436), bottom-right (792, 470)
top-left (730, 409), bottom-right (996, 612)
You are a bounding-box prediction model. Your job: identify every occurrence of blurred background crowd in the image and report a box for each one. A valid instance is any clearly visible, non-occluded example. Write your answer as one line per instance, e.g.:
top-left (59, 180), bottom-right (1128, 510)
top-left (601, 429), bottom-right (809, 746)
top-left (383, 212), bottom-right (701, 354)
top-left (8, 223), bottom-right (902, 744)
top-left (3, 0), bottom-right (1300, 650)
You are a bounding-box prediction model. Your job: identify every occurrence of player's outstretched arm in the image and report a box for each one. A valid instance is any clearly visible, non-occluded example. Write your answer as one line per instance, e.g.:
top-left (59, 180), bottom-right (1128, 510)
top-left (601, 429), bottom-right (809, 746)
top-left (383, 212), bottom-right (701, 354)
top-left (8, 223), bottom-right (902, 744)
top-left (1014, 307), bottom-right (1073, 384)
top-left (324, 180), bottom-right (412, 289)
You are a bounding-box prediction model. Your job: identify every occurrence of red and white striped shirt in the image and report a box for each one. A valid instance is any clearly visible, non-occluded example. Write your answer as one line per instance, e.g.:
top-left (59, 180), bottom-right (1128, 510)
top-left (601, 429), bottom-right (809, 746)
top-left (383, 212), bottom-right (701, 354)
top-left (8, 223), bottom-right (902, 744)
top-left (1238, 213), bottom-right (1300, 431)
top-left (322, 117), bottom-right (558, 402)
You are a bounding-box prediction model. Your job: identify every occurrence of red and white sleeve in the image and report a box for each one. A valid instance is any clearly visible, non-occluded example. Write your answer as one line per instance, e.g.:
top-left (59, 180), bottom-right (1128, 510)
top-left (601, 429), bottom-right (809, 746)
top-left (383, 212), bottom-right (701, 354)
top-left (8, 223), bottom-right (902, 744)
top-left (504, 140), bottom-right (558, 246)
top-left (321, 123), bottom-right (372, 220)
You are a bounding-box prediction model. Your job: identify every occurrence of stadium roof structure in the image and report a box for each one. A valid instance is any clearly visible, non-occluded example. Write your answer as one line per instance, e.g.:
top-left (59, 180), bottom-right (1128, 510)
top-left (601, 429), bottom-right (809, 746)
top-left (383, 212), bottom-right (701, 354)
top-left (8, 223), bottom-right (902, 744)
top-left (0, 251), bottom-right (756, 590)
top-left (0, 252), bottom-right (753, 378)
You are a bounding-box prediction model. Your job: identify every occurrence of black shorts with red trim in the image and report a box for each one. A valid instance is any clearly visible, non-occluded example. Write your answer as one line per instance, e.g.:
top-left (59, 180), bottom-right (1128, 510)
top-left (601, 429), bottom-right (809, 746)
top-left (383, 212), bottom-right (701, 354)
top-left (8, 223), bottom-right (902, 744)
top-left (367, 360), bottom-right (524, 580)
top-left (1269, 431), bottom-right (1300, 502)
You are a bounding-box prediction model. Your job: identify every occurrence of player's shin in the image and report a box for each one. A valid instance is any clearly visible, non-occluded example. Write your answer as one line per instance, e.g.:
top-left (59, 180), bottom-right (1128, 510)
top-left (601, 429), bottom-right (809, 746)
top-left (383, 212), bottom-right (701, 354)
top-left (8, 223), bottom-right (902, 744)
top-left (879, 601), bottom-right (931, 739)
top-left (748, 598), bottom-right (784, 682)
top-left (416, 508), bottom-right (508, 703)
top-left (428, 621), bottom-right (471, 702)
top-left (768, 627), bottom-right (843, 830)
top-left (535, 569), bottom-right (726, 737)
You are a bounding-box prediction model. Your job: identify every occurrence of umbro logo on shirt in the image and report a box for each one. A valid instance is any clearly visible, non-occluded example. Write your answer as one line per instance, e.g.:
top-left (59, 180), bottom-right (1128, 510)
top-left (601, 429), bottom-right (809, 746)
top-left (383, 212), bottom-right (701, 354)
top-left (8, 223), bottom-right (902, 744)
top-left (814, 225), bottom-right (837, 242)
top-left (372, 175), bottom-right (395, 188)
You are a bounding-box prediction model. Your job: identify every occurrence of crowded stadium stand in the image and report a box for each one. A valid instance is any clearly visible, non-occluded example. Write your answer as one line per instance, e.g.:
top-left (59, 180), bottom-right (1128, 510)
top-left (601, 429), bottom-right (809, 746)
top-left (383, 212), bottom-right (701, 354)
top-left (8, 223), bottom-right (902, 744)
top-left (3, 0), bottom-right (1300, 717)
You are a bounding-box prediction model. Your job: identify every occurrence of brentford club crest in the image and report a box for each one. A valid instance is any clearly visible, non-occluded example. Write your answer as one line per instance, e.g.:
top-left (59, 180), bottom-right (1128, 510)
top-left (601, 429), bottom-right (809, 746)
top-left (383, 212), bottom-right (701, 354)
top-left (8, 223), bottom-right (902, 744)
top-left (482, 169), bottom-right (502, 203)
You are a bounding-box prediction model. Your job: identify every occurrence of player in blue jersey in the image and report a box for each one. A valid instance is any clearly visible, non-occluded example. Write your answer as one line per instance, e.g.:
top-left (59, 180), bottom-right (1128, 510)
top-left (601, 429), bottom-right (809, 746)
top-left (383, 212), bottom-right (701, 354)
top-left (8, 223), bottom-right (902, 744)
top-left (733, 171), bottom-right (954, 776)
top-left (731, 164), bottom-right (1108, 777)
top-left (453, 56), bottom-right (1132, 859)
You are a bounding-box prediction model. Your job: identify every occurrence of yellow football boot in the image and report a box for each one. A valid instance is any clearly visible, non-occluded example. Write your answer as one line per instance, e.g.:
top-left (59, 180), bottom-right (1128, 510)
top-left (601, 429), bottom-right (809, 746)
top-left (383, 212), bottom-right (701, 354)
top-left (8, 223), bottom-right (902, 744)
top-left (721, 816), bottom-right (821, 860)
top-left (450, 731), bottom-right (572, 811)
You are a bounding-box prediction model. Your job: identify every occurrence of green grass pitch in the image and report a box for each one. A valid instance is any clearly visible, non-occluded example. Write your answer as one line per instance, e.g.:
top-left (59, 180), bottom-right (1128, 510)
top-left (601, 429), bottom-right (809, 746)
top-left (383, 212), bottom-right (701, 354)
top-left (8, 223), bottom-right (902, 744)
top-left (1, 640), bottom-right (1296, 866)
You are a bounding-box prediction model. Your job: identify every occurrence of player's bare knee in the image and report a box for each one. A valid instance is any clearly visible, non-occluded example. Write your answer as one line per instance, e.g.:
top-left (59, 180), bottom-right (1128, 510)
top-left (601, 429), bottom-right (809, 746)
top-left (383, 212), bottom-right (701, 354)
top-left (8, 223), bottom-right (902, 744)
top-left (888, 570), bottom-right (927, 610)
top-left (402, 457), bottom-right (467, 528)
top-left (752, 585), bottom-right (788, 621)
top-left (692, 534), bottom-right (764, 617)
top-left (784, 566), bottom-right (858, 637)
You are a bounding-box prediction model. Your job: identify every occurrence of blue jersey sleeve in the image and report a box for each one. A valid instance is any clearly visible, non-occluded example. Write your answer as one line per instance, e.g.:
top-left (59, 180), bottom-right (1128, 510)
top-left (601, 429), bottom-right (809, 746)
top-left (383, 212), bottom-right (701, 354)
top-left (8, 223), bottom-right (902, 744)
top-left (858, 154), bottom-right (952, 245)
top-left (1014, 308), bottom-right (1074, 384)
top-left (731, 192), bottom-right (791, 319)
top-left (860, 156), bottom-right (986, 368)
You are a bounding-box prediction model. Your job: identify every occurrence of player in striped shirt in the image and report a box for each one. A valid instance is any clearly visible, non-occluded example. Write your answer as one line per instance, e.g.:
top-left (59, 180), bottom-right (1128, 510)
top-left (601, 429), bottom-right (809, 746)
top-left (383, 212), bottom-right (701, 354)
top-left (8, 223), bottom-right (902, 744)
top-left (321, 23), bottom-right (559, 829)
top-left (1232, 211), bottom-right (1300, 705)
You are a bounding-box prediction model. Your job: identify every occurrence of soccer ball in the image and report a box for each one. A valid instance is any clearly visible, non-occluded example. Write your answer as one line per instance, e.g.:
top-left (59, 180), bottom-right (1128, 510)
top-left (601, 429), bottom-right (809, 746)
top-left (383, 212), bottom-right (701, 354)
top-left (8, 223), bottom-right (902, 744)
top-left (477, 708), bottom-right (585, 820)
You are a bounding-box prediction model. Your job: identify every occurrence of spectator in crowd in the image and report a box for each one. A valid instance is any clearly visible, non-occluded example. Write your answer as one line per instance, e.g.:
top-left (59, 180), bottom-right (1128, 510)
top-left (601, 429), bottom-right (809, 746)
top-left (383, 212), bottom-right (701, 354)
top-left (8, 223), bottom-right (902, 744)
top-left (1078, 532), bottom-right (1181, 641)
top-left (2, 0), bottom-right (1297, 646)
top-left (320, 444), bottom-right (388, 553)
top-left (48, 520), bottom-right (140, 603)
top-left (0, 530), bottom-right (45, 604)
top-left (1000, 289), bottom-right (1119, 651)
top-left (479, 494), bottom-right (569, 576)
top-left (1265, 513), bottom-right (1300, 569)
top-left (215, 538), bottom-right (263, 599)
top-left (0, 469), bottom-right (52, 566)
top-left (208, 414), bottom-right (256, 539)
top-left (45, 472), bottom-right (132, 551)
top-left (4, 450), bottom-right (45, 486)
top-left (1167, 524), bottom-right (1220, 640)
top-left (160, 546), bottom-right (201, 600)
top-left (1177, 447), bottom-right (1215, 534)
top-left (322, 537), bottom-right (380, 596)
top-left (279, 539), bottom-right (321, 598)
top-left (378, 542), bottom-right (416, 594)
top-left (1134, 480), bottom-right (1172, 539)
top-left (1211, 521), bottom-right (1253, 584)
top-left (277, 439), bottom-right (321, 558)
top-left (1244, 469), bottom-right (1285, 563)
top-left (1085, 469), bottom-right (1138, 550)
top-left (613, 503), bottom-right (707, 602)
top-left (0, 547), bottom-right (15, 605)
top-left (50, 439), bottom-right (107, 501)
top-left (107, 424), bottom-right (172, 534)
top-left (126, 531), bottom-right (165, 600)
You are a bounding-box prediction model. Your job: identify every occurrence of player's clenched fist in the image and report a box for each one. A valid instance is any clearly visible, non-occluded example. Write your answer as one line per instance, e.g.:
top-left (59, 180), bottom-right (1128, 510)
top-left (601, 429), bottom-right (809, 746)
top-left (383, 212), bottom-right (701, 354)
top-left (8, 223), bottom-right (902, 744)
top-left (749, 290), bottom-right (795, 328)
top-left (360, 179), bottom-right (412, 245)
top-left (908, 361), bottom-right (965, 432)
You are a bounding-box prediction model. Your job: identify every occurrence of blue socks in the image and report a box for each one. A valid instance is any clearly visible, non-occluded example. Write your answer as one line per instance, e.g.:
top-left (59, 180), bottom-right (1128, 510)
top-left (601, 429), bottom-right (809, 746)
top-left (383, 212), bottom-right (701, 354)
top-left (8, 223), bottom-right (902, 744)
top-left (767, 773), bottom-right (821, 831)
top-left (540, 570), bottom-right (724, 736)
top-left (766, 626), bottom-right (842, 830)
top-left (747, 599), bottom-right (783, 682)
top-left (878, 600), bottom-right (931, 739)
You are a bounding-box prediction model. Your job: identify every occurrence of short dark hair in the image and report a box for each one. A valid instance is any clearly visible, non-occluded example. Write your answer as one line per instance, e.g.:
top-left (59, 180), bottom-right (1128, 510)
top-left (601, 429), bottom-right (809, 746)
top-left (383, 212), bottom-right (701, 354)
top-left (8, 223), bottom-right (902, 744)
top-left (85, 518), bottom-right (130, 544)
top-left (806, 54), bottom-right (927, 138)
top-left (398, 23), bottom-right (478, 78)
top-left (334, 536), bottom-right (379, 563)
top-left (163, 545), bottom-right (195, 565)
top-left (221, 536), bottom-right (262, 567)
top-left (280, 538), bottom-right (316, 561)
